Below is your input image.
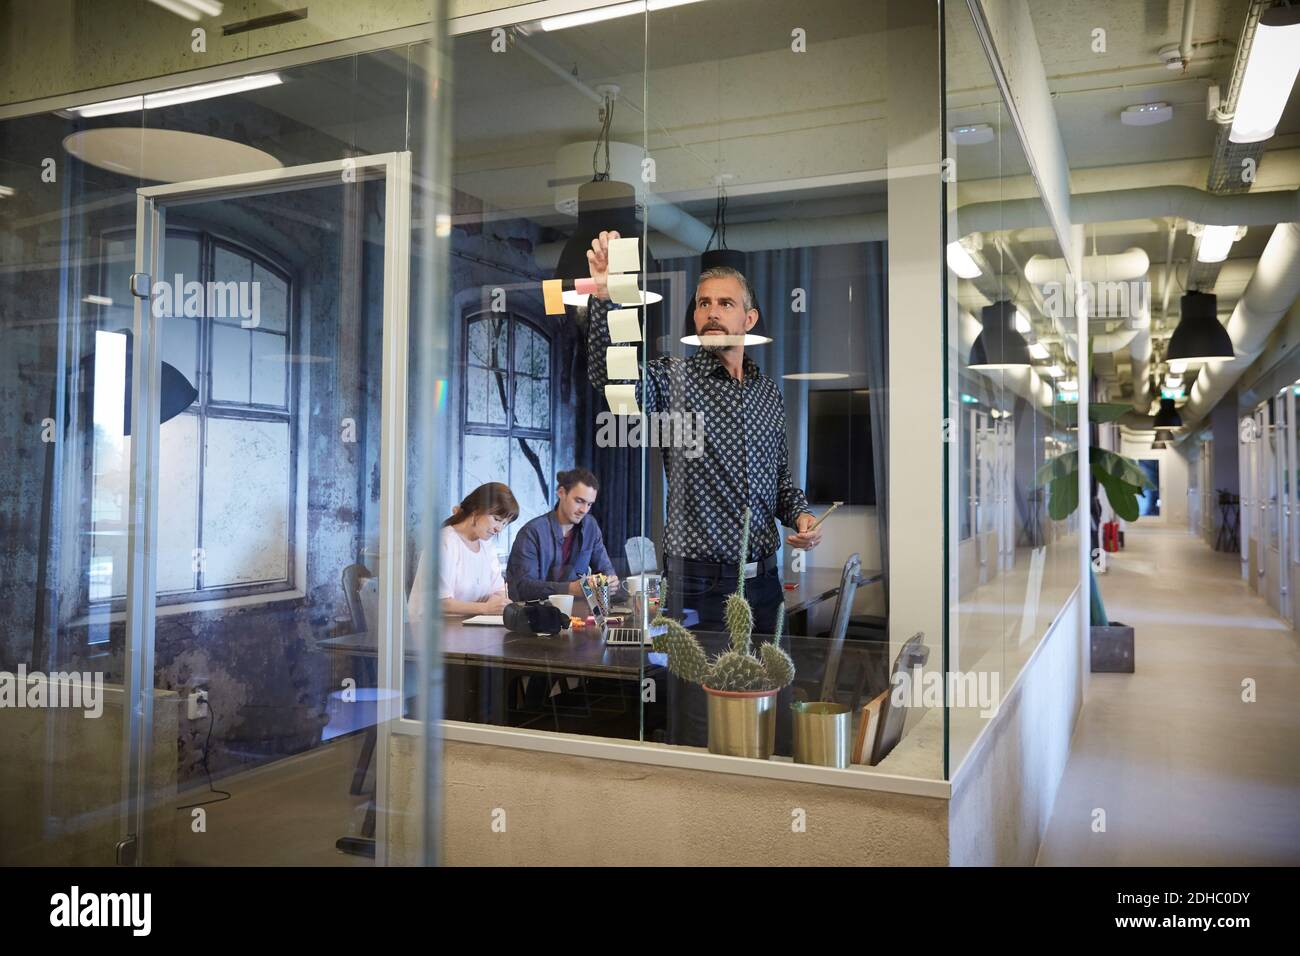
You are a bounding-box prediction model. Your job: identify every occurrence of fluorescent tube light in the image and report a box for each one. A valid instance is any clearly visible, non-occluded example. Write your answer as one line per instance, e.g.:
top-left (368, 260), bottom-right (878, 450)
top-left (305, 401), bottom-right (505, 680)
top-left (1229, 6), bottom-right (1300, 144)
top-left (0, 185), bottom-right (14, 199)
top-left (68, 73), bottom-right (281, 118)
top-left (946, 241), bottom-right (982, 279)
top-left (1014, 309), bottom-right (1032, 334)
top-left (1196, 224), bottom-right (1240, 263)
top-left (541, 0), bottom-right (703, 31)
top-left (148, 0), bottom-right (223, 20)
top-left (1044, 364), bottom-right (1065, 378)
top-left (83, 295), bottom-right (114, 306)
top-left (1059, 379), bottom-right (1078, 391)
top-left (1029, 342), bottom-right (1050, 360)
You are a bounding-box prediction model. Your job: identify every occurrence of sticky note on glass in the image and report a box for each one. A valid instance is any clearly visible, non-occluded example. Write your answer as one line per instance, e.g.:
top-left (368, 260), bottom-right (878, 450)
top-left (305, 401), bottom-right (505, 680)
top-left (606, 346), bottom-right (640, 380)
top-left (608, 309), bottom-right (642, 343)
top-left (611, 270), bottom-right (647, 304)
top-left (605, 384), bottom-right (640, 416)
top-left (607, 236), bottom-right (640, 273)
top-left (542, 279), bottom-right (564, 315)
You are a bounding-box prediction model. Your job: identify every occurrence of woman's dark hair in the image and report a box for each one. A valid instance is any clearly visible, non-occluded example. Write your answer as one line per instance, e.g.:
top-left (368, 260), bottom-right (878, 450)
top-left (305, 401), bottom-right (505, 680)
top-left (557, 467), bottom-right (599, 492)
top-left (443, 482), bottom-right (520, 527)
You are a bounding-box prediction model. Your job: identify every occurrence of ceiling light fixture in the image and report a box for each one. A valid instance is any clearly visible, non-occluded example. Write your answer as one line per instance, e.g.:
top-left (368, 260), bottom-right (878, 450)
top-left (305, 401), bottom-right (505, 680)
top-left (1058, 379), bottom-right (1078, 391)
top-left (1167, 290), bottom-right (1235, 363)
top-left (1168, 359), bottom-right (1188, 375)
top-left (1154, 429), bottom-right (1176, 443)
top-left (1164, 374), bottom-right (1182, 389)
top-left (1044, 364), bottom-right (1065, 378)
top-left (1120, 102), bottom-right (1174, 126)
top-left (946, 240), bottom-right (982, 279)
top-left (1229, 5), bottom-right (1300, 144)
top-left (950, 124), bottom-right (995, 145)
top-left (147, 0), bottom-right (223, 20)
top-left (541, 0), bottom-right (704, 31)
top-left (1014, 309), bottom-right (1032, 334)
top-left (66, 73), bottom-right (282, 118)
top-left (1153, 397), bottom-right (1184, 429)
top-left (782, 372), bottom-right (851, 381)
top-left (969, 301), bottom-right (1031, 369)
top-left (1029, 342), bottom-right (1050, 360)
top-left (1196, 224), bottom-right (1245, 263)
top-left (0, 185), bottom-right (14, 199)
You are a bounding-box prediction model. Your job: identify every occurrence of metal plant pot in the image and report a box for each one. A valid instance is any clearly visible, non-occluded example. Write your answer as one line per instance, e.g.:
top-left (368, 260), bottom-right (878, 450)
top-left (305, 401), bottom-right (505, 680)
top-left (704, 686), bottom-right (778, 758)
top-left (791, 701), bottom-right (852, 767)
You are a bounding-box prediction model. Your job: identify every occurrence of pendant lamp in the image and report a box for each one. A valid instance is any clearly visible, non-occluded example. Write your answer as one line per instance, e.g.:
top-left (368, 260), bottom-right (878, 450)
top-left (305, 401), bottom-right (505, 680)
top-left (1153, 428), bottom-right (1175, 442)
top-left (1153, 397), bottom-right (1183, 429)
top-left (969, 300), bottom-right (1032, 369)
top-left (1167, 290), bottom-right (1234, 363)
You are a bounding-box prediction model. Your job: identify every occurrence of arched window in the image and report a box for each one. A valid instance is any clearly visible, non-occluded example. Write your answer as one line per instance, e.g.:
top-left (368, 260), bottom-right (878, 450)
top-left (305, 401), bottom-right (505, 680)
top-left (460, 311), bottom-right (554, 553)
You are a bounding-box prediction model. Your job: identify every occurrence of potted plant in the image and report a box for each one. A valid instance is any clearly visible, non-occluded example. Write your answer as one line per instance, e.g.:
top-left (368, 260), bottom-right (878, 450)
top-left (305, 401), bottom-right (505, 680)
top-left (1035, 401), bottom-right (1155, 673)
top-left (651, 509), bottom-right (796, 758)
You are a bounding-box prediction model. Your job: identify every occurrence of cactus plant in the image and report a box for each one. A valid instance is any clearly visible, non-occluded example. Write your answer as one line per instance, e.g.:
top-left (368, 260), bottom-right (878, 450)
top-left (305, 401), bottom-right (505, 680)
top-left (652, 507), bottom-right (795, 693)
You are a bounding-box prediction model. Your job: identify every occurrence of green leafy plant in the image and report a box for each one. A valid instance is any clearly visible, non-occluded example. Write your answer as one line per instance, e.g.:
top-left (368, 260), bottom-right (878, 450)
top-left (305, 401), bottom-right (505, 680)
top-left (651, 508), bottom-right (796, 693)
top-left (1033, 400), bottom-right (1157, 625)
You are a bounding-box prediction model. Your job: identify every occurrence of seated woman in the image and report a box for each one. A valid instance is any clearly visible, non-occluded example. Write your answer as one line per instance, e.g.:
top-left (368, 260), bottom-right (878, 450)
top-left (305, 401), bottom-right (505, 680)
top-left (409, 482), bottom-right (519, 621)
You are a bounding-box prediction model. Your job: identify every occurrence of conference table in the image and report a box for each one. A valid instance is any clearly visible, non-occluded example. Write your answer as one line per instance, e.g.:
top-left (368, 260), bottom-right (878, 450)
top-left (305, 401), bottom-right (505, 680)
top-left (318, 563), bottom-right (882, 726)
top-left (317, 564), bottom-right (882, 855)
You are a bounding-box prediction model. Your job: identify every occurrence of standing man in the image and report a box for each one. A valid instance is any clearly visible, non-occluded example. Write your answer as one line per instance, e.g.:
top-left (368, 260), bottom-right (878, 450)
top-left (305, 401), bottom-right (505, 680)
top-left (506, 467), bottom-right (619, 602)
top-left (584, 230), bottom-right (822, 636)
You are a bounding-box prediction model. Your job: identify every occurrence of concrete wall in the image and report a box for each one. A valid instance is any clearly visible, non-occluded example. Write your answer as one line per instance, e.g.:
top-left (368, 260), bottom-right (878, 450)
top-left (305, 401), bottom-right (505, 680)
top-left (388, 734), bottom-right (950, 866)
top-left (0, 684), bottom-right (180, 865)
top-left (948, 588), bottom-right (1084, 865)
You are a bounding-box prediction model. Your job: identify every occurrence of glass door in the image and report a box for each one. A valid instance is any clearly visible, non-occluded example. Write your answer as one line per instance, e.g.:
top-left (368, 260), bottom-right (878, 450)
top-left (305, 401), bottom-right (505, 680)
top-left (120, 154), bottom-right (414, 866)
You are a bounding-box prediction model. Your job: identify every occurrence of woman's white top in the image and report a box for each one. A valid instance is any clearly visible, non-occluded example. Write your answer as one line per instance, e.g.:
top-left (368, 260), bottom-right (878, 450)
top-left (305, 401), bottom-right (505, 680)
top-left (408, 525), bottom-right (505, 623)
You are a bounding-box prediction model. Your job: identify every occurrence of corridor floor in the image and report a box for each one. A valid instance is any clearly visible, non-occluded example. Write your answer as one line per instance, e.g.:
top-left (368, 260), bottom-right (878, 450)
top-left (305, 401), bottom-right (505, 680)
top-left (1037, 526), bottom-right (1300, 865)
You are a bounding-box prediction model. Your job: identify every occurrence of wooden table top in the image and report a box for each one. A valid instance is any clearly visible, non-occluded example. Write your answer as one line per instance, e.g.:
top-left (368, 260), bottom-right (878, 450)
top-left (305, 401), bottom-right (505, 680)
top-left (317, 565), bottom-right (882, 676)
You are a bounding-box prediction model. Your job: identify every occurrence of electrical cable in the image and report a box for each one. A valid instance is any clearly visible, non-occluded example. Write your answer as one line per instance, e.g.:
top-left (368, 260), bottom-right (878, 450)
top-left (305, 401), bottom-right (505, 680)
top-left (176, 702), bottom-right (232, 810)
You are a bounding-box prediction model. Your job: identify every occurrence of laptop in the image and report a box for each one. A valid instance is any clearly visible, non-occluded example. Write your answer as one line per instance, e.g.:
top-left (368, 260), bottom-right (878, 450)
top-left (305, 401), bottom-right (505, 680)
top-left (581, 577), bottom-right (666, 646)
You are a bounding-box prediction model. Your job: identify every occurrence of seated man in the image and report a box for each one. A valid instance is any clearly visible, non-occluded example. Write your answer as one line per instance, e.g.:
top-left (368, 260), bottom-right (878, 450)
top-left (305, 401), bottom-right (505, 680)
top-left (506, 467), bottom-right (619, 602)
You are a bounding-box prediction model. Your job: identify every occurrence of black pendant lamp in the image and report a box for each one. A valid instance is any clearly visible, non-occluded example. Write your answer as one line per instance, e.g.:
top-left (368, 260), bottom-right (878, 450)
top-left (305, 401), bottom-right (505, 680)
top-left (969, 300), bottom-right (1032, 369)
top-left (554, 180), bottom-right (644, 303)
top-left (1167, 290), bottom-right (1235, 363)
top-left (1152, 441), bottom-right (1168, 449)
top-left (1152, 397), bottom-right (1183, 429)
top-left (80, 328), bottom-right (198, 436)
top-left (1153, 428), bottom-right (1175, 442)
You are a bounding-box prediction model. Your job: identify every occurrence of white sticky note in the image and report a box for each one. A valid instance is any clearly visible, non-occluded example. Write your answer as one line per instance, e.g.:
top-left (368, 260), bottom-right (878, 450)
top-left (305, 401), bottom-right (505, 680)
top-left (607, 236), bottom-right (640, 273)
top-left (605, 384), bottom-right (641, 416)
top-left (608, 309), bottom-right (642, 343)
top-left (607, 273), bottom-right (642, 305)
top-left (606, 346), bottom-right (640, 381)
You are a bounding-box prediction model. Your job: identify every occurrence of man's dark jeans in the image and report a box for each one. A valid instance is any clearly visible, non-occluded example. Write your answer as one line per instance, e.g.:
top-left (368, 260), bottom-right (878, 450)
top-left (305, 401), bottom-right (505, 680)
top-left (663, 556), bottom-right (793, 753)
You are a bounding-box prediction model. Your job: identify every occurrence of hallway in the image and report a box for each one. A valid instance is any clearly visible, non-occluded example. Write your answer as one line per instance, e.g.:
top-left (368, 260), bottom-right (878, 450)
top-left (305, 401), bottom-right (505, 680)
top-left (1038, 526), bottom-right (1300, 865)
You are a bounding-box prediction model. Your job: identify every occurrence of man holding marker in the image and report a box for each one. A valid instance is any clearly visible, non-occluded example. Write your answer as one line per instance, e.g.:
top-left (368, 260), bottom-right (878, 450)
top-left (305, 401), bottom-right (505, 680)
top-left (584, 229), bottom-right (823, 637)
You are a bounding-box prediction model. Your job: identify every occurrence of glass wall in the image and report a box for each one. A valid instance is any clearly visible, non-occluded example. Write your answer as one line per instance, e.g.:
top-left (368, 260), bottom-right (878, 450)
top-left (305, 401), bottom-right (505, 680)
top-left (0, 22), bottom-right (437, 864)
top-left (943, 1), bottom-right (1080, 770)
top-left (434, 0), bottom-right (949, 780)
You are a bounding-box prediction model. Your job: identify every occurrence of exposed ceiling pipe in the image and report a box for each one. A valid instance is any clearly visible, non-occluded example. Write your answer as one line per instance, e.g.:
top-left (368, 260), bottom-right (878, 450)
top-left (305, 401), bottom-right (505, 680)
top-left (1024, 247), bottom-right (1149, 286)
top-left (535, 187), bottom-right (1300, 267)
top-left (1184, 222), bottom-right (1300, 425)
top-left (1130, 323), bottom-right (1153, 414)
top-left (1179, 0), bottom-right (1198, 71)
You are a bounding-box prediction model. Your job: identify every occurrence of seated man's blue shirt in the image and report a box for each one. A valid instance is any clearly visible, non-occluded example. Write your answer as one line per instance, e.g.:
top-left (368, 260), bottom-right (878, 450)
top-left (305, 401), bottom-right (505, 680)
top-left (505, 510), bottom-right (617, 601)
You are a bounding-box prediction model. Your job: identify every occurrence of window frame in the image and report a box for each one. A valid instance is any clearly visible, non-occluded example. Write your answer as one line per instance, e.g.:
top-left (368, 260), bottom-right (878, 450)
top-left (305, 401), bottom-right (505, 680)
top-left (85, 225), bottom-right (300, 613)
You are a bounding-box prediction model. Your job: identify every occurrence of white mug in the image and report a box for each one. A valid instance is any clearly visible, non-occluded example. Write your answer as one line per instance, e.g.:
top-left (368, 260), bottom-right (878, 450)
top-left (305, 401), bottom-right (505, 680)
top-left (547, 593), bottom-right (575, 618)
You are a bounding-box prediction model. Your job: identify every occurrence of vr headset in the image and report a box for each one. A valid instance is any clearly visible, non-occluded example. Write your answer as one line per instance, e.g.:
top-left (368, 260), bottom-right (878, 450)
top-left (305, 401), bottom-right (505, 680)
top-left (502, 599), bottom-right (569, 636)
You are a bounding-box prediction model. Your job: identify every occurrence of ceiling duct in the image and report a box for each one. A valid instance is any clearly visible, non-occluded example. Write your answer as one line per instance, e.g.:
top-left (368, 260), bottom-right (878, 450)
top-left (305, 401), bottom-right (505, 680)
top-left (1184, 222), bottom-right (1300, 425)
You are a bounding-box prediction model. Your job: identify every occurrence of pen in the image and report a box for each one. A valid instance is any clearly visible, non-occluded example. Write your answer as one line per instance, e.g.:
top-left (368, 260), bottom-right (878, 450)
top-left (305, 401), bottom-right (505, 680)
top-left (807, 501), bottom-right (844, 531)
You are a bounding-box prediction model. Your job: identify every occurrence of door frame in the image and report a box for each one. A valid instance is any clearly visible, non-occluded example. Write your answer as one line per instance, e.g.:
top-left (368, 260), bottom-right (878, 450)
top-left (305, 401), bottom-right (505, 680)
top-left (121, 152), bottom-right (412, 865)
